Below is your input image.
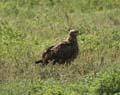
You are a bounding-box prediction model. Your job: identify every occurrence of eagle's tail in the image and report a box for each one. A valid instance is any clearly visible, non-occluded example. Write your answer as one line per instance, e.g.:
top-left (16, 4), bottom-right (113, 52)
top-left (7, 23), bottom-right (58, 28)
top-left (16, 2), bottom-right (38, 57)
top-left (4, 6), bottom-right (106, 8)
top-left (35, 59), bottom-right (43, 64)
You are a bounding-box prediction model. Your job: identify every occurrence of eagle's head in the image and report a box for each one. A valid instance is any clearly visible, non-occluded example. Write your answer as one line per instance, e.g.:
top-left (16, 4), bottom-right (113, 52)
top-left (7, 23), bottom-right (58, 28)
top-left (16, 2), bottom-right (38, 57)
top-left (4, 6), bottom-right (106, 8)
top-left (69, 29), bottom-right (79, 38)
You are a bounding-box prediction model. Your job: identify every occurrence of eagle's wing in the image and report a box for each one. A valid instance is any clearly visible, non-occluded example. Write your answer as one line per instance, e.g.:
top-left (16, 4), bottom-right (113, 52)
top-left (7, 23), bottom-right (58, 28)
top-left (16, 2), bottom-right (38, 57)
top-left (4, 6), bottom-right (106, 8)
top-left (42, 46), bottom-right (54, 58)
top-left (51, 41), bottom-right (72, 55)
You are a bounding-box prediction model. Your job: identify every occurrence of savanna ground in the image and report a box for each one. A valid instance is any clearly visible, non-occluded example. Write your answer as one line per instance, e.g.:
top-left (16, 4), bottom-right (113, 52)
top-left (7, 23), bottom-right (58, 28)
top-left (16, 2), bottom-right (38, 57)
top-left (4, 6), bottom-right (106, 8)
top-left (0, 0), bottom-right (120, 95)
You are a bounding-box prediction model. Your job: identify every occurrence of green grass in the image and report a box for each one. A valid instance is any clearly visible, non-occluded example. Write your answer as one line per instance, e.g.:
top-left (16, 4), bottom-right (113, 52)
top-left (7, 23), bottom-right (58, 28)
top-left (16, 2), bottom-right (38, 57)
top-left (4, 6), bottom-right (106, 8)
top-left (0, 65), bottom-right (120, 95)
top-left (0, 0), bottom-right (120, 95)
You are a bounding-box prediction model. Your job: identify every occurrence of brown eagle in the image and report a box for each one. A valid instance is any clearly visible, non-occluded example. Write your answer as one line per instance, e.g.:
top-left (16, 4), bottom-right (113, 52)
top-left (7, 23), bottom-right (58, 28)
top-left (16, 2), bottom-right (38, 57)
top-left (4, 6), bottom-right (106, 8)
top-left (35, 29), bottom-right (79, 65)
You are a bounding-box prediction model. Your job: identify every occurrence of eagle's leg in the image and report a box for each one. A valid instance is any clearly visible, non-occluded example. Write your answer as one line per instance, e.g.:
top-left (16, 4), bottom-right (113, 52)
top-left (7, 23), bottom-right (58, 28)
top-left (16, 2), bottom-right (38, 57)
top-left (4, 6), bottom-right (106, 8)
top-left (58, 60), bottom-right (65, 64)
top-left (66, 60), bottom-right (72, 65)
top-left (52, 59), bottom-right (59, 65)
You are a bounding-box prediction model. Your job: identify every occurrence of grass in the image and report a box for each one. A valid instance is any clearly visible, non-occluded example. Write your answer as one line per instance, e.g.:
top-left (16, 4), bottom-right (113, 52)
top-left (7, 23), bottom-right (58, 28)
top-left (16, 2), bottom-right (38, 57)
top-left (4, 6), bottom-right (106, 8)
top-left (0, 0), bottom-right (120, 95)
top-left (0, 65), bottom-right (120, 95)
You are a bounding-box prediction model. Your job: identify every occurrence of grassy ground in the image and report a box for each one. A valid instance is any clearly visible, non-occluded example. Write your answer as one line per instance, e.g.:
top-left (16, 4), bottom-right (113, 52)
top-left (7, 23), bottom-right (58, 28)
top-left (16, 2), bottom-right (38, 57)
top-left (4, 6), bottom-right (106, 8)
top-left (0, 0), bottom-right (120, 95)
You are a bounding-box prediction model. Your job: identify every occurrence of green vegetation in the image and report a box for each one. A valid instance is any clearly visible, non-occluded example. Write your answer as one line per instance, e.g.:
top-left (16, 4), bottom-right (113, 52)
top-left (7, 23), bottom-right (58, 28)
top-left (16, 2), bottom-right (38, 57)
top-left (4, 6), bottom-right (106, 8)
top-left (0, 0), bottom-right (120, 95)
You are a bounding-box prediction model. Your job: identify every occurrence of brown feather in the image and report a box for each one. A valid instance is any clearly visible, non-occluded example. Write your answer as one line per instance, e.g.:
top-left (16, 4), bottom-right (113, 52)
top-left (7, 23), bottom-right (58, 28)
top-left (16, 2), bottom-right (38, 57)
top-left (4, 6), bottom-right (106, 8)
top-left (35, 29), bottom-right (79, 65)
